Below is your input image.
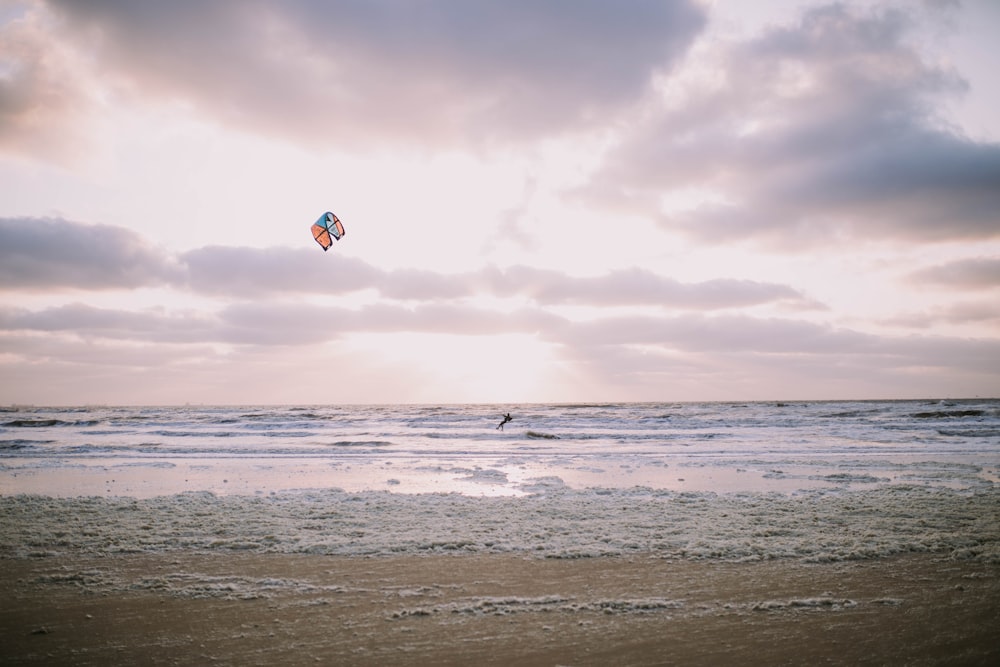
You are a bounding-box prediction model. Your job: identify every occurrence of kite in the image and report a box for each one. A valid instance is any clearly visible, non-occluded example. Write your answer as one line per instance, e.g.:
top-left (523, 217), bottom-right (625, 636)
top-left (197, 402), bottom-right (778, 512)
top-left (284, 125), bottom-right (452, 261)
top-left (311, 212), bottom-right (345, 251)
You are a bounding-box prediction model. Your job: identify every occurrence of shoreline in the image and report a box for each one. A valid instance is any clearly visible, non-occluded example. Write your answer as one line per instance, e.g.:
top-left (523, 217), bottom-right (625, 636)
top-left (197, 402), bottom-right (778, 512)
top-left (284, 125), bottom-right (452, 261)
top-left (3, 551), bottom-right (998, 666)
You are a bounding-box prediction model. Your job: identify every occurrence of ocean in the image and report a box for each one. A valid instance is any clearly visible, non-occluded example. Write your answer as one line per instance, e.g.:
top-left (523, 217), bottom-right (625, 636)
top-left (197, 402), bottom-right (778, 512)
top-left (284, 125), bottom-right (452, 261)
top-left (2, 400), bottom-right (999, 562)
top-left (3, 400), bottom-right (998, 497)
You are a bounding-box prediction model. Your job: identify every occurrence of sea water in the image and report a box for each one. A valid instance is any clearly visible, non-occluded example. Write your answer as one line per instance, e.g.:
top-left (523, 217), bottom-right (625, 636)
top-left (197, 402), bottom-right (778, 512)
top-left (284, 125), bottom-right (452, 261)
top-left (2, 400), bottom-right (999, 561)
top-left (2, 400), bottom-right (997, 498)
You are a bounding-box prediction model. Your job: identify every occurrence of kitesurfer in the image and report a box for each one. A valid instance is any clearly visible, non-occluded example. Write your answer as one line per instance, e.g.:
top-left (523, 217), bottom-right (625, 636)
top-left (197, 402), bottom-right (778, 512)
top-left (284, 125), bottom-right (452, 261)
top-left (497, 413), bottom-right (513, 430)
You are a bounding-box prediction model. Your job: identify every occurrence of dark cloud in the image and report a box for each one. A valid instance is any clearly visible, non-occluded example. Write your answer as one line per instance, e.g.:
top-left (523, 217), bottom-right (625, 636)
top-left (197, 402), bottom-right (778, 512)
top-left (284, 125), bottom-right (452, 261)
top-left (907, 256), bottom-right (1000, 289)
top-left (36, 0), bottom-right (706, 147)
top-left (0, 217), bottom-right (177, 290)
top-left (579, 3), bottom-right (1000, 245)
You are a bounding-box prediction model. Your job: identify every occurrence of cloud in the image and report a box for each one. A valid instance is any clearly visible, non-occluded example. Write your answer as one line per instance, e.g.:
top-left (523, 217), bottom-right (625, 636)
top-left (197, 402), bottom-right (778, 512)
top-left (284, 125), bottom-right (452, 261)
top-left (486, 266), bottom-right (813, 309)
top-left (884, 296), bottom-right (1000, 329)
top-left (180, 246), bottom-right (381, 298)
top-left (182, 247), bottom-right (815, 309)
top-left (0, 303), bottom-right (219, 344)
top-left (0, 300), bottom-right (560, 350)
top-left (24, 0), bottom-right (705, 149)
top-left (3, 291), bottom-right (997, 402)
top-left (907, 256), bottom-right (1000, 289)
top-left (3, 2), bottom-right (998, 404)
top-left (558, 311), bottom-right (1000, 400)
top-left (0, 217), bottom-right (178, 290)
top-left (5, 297), bottom-right (996, 377)
top-left (579, 3), bottom-right (1000, 245)
top-left (562, 313), bottom-right (873, 355)
top-left (376, 264), bottom-right (815, 309)
top-left (0, 330), bottom-right (220, 368)
top-left (2, 217), bottom-right (813, 310)
top-left (0, 3), bottom-right (103, 162)
top-left (941, 300), bottom-right (1000, 324)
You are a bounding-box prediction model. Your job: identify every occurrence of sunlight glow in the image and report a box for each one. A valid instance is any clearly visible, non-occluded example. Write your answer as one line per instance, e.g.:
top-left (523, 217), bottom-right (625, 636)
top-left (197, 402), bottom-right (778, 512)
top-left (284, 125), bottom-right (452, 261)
top-left (341, 332), bottom-right (562, 404)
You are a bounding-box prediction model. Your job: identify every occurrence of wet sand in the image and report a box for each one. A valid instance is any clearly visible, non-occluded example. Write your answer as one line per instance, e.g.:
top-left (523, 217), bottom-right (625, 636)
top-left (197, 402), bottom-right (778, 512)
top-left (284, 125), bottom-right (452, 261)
top-left (3, 552), bottom-right (998, 666)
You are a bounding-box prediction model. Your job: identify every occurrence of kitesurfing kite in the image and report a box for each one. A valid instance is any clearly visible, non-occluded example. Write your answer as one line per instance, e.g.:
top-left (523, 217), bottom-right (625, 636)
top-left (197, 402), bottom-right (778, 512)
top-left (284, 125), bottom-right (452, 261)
top-left (311, 212), bottom-right (345, 251)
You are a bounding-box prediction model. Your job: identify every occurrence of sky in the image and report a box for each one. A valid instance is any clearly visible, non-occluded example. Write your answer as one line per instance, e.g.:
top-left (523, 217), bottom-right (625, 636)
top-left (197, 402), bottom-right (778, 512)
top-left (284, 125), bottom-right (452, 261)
top-left (1, 0), bottom-right (999, 405)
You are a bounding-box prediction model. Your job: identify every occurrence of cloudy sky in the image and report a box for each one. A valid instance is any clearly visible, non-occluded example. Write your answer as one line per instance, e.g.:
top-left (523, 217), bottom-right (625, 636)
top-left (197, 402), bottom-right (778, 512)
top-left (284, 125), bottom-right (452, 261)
top-left (1, 0), bottom-right (998, 405)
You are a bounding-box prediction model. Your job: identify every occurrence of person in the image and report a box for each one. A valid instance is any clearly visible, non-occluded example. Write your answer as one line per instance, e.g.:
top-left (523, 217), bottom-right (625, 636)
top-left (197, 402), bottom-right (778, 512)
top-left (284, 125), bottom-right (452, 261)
top-left (497, 413), bottom-right (513, 430)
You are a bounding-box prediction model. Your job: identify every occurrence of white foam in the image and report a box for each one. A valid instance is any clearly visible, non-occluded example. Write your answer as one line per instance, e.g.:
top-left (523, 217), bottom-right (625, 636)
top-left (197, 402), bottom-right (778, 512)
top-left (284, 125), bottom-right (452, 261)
top-left (2, 485), bottom-right (998, 563)
top-left (751, 597), bottom-right (857, 611)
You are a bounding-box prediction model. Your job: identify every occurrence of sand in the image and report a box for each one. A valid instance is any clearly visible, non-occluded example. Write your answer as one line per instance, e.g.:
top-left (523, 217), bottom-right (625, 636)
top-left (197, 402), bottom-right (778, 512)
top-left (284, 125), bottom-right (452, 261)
top-left (3, 552), bottom-right (998, 666)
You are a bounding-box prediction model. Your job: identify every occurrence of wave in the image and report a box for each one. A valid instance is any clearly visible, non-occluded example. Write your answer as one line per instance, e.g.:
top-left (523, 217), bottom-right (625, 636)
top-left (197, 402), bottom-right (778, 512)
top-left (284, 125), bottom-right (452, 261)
top-left (238, 411), bottom-right (333, 421)
top-left (152, 430), bottom-right (235, 438)
top-left (938, 429), bottom-right (1000, 438)
top-left (820, 408), bottom-right (886, 418)
top-left (0, 440), bottom-right (36, 450)
top-left (810, 473), bottom-right (890, 484)
top-left (526, 431), bottom-right (560, 440)
top-left (2, 419), bottom-right (102, 428)
top-left (911, 410), bottom-right (985, 419)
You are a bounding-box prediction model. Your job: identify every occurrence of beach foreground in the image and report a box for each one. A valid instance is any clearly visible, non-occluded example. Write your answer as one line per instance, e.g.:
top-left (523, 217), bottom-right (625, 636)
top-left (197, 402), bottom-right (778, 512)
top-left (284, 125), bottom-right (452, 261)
top-left (3, 401), bottom-right (999, 664)
top-left (3, 552), bottom-right (998, 666)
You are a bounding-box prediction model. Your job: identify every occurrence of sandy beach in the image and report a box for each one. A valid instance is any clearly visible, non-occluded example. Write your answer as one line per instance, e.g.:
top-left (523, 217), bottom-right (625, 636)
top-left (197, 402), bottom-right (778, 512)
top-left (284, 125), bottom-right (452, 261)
top-left (3, 401), bottom-right (999, 665)
top-left (3, 551), bottom-right (999, 666)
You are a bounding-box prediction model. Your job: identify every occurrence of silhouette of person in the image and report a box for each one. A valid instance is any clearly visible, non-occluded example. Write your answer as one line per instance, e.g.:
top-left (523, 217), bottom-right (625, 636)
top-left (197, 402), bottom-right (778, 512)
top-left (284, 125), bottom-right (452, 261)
top-left (497, 413), bottom-right (513, 430)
